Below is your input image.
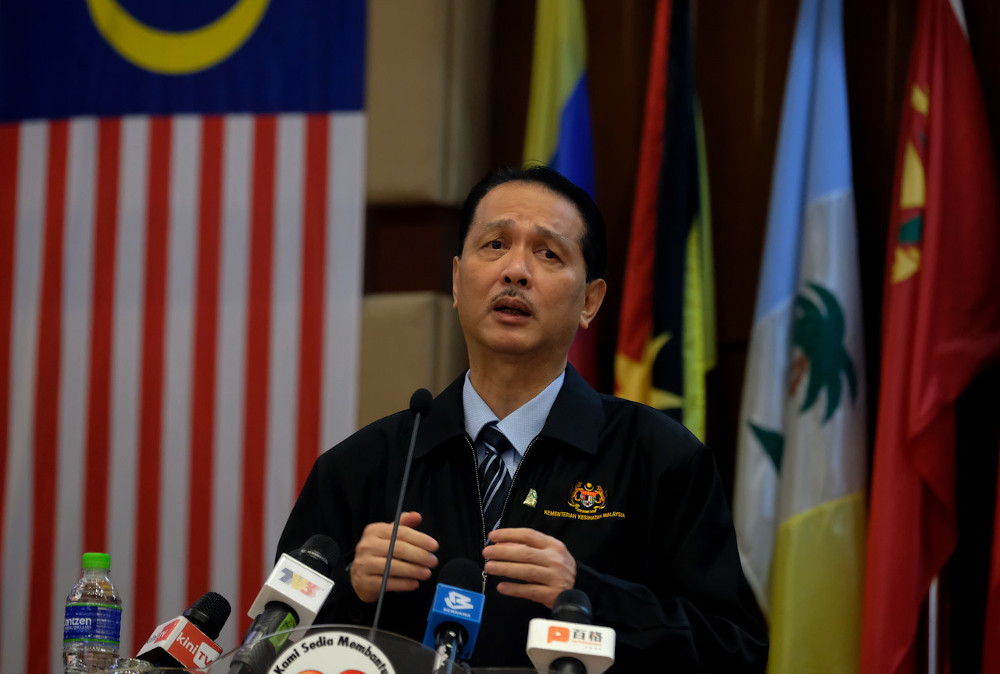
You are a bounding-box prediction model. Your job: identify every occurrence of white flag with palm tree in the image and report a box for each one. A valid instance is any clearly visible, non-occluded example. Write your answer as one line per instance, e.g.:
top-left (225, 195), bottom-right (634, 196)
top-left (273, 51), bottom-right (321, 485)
top-left (732, 0), bottom-right (867, 671)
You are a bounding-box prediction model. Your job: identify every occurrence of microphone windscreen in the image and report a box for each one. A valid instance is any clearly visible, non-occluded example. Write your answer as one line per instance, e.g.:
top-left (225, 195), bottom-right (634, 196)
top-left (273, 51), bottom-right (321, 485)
top-left (409, 388), bottom-right (433, 417)
top-left (294, 535), bottom-right (340, 576)
top-left (182, 591), bottom-right (231, 640)
top-left (439, 558), bottom-right (482, 591)
top-left (552, 589), bottom-right (593, 625)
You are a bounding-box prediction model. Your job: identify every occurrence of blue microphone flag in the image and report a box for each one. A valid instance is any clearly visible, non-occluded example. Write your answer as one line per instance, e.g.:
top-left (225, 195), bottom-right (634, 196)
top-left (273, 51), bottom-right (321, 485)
top-left (421, 581), bottom-right (485, 661)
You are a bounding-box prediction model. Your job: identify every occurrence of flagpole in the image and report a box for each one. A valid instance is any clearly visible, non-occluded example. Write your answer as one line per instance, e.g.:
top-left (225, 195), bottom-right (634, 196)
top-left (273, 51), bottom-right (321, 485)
top-left (928, 576), bottom-right (938, 674)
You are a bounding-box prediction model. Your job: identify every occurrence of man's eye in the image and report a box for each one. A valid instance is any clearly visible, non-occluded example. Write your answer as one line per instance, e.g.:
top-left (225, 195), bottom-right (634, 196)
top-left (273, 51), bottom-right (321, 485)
top-left (542, 249), bottom-right (559, 260)
top-left (488, 240), bottom-right (503, 250)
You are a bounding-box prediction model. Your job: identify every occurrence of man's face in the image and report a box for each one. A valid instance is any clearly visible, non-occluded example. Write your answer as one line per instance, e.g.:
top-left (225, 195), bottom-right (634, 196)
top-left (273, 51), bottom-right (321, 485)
top-left (452, 181), bottom-right (606, 363)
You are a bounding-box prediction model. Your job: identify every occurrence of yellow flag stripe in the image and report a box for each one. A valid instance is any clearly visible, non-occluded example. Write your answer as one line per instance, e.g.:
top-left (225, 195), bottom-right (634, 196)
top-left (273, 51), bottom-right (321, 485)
top-left (694, 100), bottom-right (717, 370)
top-left (683, 225), bottom-right (708, 439)
top-left (768, 492), bottom-right (867, 674)
top-left (681, 103), bottom-right (716, 441)
top-left (523, 0), bottom-right (588, 164)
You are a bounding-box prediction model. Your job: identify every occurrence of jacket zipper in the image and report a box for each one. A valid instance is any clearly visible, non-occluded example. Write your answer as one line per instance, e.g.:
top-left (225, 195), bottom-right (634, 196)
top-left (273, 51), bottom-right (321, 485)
top-left (467, 436), bottom-right (489, 593)
top-left (487, 436), bottom-right (540, 592)
top-left (472, 434), bottom-right (540, 594)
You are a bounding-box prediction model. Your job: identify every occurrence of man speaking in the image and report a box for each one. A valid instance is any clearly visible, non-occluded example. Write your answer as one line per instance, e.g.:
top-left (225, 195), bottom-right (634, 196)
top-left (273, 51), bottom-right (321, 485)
top-left (276, 167), bottom-right (767, 671)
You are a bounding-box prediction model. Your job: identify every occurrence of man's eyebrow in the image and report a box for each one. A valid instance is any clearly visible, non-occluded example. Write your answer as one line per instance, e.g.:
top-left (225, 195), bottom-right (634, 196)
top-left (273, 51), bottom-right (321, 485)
top-left (475, 219), bottom-right (576, 248)
top-left (479, 219), bottom-right (515, 234)
top-left (533, 224), bottom-right (574, 248)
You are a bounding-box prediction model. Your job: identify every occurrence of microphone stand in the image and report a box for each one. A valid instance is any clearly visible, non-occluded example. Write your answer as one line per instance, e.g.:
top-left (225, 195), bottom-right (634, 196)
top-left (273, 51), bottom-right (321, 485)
top-left (433, 628), bottom-right (462, 674)
top-left (369, 391), bottom-right (429, 641)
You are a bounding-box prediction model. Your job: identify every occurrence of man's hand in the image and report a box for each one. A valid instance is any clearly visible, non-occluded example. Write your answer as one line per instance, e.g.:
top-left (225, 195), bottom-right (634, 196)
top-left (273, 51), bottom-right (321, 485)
top-left (350, 511), bottom-right (439, 602)
top-left (482, 528), bottom-right (576, 609)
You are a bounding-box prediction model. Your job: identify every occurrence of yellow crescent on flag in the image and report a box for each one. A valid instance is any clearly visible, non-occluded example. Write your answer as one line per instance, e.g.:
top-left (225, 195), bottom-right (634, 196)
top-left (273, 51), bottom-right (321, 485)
top-left (86, 0), bottom-right (269, 75)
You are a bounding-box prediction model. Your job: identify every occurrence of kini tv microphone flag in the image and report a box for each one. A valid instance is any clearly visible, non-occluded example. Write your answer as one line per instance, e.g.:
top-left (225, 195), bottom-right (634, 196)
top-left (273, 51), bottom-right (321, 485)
top-left (526, 589), bottom-right (615, 674)
top-left (422, 558), bottom-right (485, 664)
top-left (136, 591), bottom-right (231, 669)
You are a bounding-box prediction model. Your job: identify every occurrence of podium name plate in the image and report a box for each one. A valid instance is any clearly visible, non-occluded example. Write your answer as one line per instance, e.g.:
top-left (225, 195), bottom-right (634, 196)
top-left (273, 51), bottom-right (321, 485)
top-left (268, 630), bottom-right (395, 674)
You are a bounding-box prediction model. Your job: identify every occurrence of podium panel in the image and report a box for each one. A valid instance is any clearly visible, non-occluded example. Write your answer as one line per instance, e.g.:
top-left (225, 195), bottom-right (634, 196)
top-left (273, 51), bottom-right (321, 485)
top-left (208, 625), bottom-right (471, 674)
top-left (206, 625), bottom-right (576, 673)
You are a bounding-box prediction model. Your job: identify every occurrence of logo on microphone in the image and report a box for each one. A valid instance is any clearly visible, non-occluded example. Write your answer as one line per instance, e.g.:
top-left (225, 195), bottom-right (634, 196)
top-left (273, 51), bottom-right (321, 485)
top-left (147, 618), bottom-right (181, 644)
top-left (278, 567), bottom-right (322, 597)
top-left (176, 622), bottom-right (222, 668)
top-left (547, 626), bottom-right (570, 643)
top-left (547, 624), bottom-right (607, 645)
top-left (192, 641), bottom-right (220, 668)
top-left (444, 591), bottom-right (474, 611)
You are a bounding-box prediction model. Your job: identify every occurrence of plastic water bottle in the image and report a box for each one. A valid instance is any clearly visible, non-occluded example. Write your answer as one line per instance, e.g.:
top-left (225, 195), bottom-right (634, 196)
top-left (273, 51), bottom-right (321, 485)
top-left (63, 552), bottom-right (123, 672)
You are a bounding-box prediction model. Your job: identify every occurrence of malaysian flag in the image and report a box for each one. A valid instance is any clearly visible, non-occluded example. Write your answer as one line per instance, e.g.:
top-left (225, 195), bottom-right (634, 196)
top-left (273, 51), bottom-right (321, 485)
top-left (0, 2), bottom-right (366, 671)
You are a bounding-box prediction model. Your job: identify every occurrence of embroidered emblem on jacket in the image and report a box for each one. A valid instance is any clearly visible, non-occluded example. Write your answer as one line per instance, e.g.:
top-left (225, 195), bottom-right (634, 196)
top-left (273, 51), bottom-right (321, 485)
top-left (568, 482), bottom-right (607, 514)
top-left (523, 488), bottom-right (538, 508)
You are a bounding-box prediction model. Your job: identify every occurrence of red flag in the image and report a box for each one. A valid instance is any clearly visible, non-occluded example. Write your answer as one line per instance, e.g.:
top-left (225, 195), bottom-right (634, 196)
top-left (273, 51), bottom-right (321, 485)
top-left (986, 440), bottom-right (1000, 673)
top-left (615, 0), bottom-right (671, 394)
top-left (860, 0), bottom-right (1000, 672)
top-left (614, 0), bottom-right (715, 439)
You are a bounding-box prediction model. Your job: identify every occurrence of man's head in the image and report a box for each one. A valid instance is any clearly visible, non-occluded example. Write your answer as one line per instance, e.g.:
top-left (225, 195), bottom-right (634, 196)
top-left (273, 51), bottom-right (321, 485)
top-left (453, 167), bottom-right (607, 369)
top-left (459, 166), bottom-right (607, 282)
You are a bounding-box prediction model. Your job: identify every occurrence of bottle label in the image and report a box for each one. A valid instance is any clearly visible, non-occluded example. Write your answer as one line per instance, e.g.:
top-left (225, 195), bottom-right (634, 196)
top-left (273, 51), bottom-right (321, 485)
top-left (64, 603), bottom-right (122, 645)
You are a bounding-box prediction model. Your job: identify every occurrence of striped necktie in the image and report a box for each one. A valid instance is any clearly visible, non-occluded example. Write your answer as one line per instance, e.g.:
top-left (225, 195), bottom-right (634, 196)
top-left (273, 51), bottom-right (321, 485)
top-left (477, 422), bottom-right (513, 533)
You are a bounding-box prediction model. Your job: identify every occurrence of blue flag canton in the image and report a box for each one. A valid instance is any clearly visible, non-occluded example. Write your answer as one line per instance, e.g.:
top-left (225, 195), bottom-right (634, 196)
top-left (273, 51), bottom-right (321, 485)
top-left (0, 0), bottom-right (365, 121)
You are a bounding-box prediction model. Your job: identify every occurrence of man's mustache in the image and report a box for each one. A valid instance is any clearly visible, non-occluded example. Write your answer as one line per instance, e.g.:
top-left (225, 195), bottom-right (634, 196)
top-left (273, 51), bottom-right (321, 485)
top-left (489, 288), bottom-right (536, 315)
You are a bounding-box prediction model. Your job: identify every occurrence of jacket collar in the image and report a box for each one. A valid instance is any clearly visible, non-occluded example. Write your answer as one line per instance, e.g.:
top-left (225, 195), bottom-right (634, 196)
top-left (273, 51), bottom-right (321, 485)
top-left (414, 363), bottom-right (604, 458)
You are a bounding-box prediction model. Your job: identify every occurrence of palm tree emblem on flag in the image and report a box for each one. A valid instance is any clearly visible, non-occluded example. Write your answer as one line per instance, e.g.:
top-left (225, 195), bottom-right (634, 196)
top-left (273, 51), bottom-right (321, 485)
top-left (748, 282), bottom-right (858, 474)
top-left (790, 282), bottom-right (859, 421)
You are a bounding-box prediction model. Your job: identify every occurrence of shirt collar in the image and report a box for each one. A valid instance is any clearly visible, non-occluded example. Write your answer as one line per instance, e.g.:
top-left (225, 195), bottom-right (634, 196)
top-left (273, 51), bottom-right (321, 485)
top-left (462, 369), bottom-right (566, 458)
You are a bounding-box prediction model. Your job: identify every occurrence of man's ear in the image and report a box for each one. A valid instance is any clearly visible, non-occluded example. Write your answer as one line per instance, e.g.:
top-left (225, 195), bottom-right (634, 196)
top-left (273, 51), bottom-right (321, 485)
top-left (452, 255), bottom-right (460, 308)
top-left (579, 278), bottom-right (607, 329)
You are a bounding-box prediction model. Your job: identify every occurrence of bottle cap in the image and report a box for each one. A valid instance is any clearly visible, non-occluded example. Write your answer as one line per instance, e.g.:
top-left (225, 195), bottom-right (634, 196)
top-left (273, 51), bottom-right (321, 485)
top-left (82, 552), bottom-right (111, 570)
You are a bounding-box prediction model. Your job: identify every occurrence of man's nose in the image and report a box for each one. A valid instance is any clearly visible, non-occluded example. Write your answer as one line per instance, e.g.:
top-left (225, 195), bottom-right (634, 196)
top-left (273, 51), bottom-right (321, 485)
top-left (502, 249), bottom-right (531, 287)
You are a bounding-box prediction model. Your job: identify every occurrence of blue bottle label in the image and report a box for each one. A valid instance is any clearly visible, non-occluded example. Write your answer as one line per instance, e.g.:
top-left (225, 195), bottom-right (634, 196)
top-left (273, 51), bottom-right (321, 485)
top-left (63, 603), bottom-right (122, 645)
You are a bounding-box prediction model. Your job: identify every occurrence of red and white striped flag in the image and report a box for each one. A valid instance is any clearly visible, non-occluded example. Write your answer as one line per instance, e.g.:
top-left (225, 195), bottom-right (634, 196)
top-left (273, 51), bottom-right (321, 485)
top-left (0, 4), bottom-right (366, 671)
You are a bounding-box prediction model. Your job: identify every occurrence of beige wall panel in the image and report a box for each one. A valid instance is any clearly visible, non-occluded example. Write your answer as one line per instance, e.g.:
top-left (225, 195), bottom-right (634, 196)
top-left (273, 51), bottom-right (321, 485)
top-left (367, 0), bottom-right (493, 205)
top-left (358, 292), bottom-right (468, 428)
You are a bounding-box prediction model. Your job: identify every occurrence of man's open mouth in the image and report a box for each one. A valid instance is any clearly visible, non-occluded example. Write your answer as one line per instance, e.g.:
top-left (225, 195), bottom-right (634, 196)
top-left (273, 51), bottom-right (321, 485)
top-left (495, 306), bottom-right (530, 316)
top-left (493, 297), bottom-right (532, 317)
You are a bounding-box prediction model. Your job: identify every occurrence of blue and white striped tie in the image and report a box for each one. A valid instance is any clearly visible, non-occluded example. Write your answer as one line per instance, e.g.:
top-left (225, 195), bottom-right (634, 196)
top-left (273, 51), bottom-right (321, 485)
top-left (477, 423), bottom-right (513, 533)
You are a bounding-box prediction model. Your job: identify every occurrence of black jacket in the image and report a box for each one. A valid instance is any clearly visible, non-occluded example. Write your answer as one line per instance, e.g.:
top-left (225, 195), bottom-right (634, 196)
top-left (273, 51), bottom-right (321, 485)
top-left (277, 366), bottom-right (768, 672)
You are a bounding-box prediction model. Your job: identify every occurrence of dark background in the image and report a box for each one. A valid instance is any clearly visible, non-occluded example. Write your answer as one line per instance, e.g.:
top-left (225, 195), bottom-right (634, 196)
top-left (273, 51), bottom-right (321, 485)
top-left (365, 2), bottom-right (1000, 665)
top-left (366, 0), bottom-right (1000, 483)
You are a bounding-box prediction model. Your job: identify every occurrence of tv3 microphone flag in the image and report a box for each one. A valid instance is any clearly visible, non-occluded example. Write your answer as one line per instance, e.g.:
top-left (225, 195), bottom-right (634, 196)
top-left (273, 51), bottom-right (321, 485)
top-left (0, 3), bottom-right (365, 672)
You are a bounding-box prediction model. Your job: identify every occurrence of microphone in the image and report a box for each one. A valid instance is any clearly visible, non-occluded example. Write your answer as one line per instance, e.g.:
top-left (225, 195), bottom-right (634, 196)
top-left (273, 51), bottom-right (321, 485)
top-left (525, 589), bottom-right (616, 674)
top-left (369, 388), bottom-right (433, 640)
top-left (421, 558), bottom-right (485, 668)
top-left (229, 535), bottom-right (339, 674)
top-left (136, 591), bottom-right (231, 669)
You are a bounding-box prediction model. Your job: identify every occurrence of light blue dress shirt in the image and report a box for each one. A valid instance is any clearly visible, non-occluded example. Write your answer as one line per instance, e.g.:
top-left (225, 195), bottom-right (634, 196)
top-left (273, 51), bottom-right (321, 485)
top-left (462, 369), bottom-right (565, 477)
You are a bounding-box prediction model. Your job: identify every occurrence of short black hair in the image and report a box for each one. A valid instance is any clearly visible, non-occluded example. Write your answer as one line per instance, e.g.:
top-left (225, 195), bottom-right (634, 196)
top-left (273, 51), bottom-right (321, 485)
top-left (458, 166), bottom-right (607, 282)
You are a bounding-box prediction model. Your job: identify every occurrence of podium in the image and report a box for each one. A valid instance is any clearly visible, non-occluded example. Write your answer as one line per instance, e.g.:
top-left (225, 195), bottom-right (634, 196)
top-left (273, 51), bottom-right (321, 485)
top-left (205, 625), bottom-right (557, 673)
top-left (208, 624), bottom-right (471, 674)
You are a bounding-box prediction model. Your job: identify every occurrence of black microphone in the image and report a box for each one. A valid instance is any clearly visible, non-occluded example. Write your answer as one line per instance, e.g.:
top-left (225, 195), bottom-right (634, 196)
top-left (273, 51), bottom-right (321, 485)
top-left (421, 558), bottom-right (486, 671)
top-left (229, 535), bottom-right (340, 674)
top-left (369, 388), bottom-right (433, 640)
top-left (135, 591), bottom-right (231, 669)
top-left (526, 589), bottom-right (616, 674)
top-left (551, 590), bottom-right (593, 674)
top-left (552, 589), bottom-right (593, 623)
